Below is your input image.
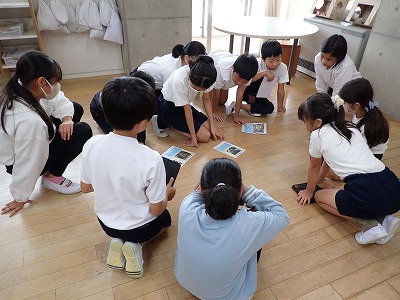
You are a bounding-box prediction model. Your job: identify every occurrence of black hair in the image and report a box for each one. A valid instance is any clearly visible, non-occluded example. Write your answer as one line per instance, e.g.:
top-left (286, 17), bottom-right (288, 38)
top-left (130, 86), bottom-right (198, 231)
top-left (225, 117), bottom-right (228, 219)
top-left (130, 70), bottom-right (156, 90)
top-left (298, 93), bottom-right (354, 142)
top-left (188, 55), bottom-right (217, 89)
top-left (0, 50), bottom-right (61, 139)
top-left (261, 40), bottom-right (283, 59)
top-left (339, 78), bottom-right (389, 148)
top-left (200, 158), bottom-right (242, 220)
top-left (233, 54), bottom-right (258, 81)
top-left (321, 34), bottom-right (347, 67)
top-left (172, 41), bottom-right (206, 59)
top-left (101, 77), bottom-right (156, 131)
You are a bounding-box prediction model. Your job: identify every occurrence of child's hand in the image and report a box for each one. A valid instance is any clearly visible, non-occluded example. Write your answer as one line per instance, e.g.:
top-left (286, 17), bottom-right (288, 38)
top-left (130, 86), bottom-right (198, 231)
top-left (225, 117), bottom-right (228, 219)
top-left (184, 137), bottom-right (199, 148)
top-left (59, 119), bottom-right (74, 140)
top-left (233, 115), bottom-right (247, 125)
top-left (1, 199), bottom-right (36, 217)
top-left (211, 127), bottom-right (224, 141)
top-left (265, 71), bottom-right (275, 82)
top-left (297, 190), bottom-right (313, 206)
top-left (212, 112), bottom-right (225, 123)
top-left (166, 178), bottom-right (176, 201)
top-left (277, 105), bottom-right (286, 113)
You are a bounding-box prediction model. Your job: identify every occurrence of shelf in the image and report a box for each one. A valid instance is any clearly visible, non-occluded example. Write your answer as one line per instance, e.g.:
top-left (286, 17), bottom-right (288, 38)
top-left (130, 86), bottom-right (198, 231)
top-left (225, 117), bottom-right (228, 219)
top-left (0, 29), bottom-right (38, 41)
top-left (2, 63), bottom-right (15, 69)
top-left (0, 2), bottom-right (29, 9)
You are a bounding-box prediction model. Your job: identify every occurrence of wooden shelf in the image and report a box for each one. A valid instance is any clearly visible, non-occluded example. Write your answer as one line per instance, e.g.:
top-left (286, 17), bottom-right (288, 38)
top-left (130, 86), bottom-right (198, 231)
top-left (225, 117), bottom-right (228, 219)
top-left (0, 1), bottom-right (29, 9)
top-left (0, 0), bottom-right (43, 83)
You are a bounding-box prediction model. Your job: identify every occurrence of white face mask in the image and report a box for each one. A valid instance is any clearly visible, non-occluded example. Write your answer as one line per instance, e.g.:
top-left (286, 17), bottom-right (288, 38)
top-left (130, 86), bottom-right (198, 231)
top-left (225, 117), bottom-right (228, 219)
top-left (40, 78), bottom-right (61, 100)
top-left (343, 103), bottom-right (356, 115)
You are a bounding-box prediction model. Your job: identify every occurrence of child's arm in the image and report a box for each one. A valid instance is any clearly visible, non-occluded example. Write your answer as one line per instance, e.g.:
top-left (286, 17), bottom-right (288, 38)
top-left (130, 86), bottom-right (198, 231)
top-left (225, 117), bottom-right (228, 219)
top-left (183, 104), bottom-right (199, 148)
top-left (80, 181), bottom-right (94, 193)
top-left (276, 83), bottom-right (286, 112)
top-left (298, 156), bottom-right (322, 206)
top-left (252, 70), bottom-right (274, 82)
top-left (202, 92), bottom-right (224, 140)
top-left (150, 177), bottom-right (176, 216)
top-left (210, 89), bottom-right (225, 122)
top-left (232, 85), bottom-right (247, 125)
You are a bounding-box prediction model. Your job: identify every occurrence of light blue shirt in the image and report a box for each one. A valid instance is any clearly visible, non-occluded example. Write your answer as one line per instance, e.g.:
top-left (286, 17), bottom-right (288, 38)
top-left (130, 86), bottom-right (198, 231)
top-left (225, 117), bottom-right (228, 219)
top-left (174, 185), bottom-right (289, 300)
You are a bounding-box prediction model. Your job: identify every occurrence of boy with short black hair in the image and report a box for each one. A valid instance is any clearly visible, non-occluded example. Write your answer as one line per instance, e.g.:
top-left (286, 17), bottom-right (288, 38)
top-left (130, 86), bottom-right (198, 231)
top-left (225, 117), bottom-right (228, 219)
top-left (237, 40), bottom-right (289, 116)
top-left (210, 53), bottom-right (258, 124)
top-left (80, 77), bottom-right (176, 278)
top-left (89, 71), bottom-right (156, 144)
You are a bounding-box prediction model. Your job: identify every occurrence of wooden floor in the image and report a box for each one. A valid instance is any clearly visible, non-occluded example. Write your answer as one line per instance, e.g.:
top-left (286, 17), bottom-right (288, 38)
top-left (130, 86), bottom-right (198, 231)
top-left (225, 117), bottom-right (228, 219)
top-left (1, 72), bottom-right (400, 300)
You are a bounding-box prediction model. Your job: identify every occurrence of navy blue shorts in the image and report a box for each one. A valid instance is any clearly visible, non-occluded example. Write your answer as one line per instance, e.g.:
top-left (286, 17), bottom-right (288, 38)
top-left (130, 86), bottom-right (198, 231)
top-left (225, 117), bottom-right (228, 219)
top-left (158, 94), bottom-right (208, 134)
top-left (335, 167), bottom-right (400, 219)
top-left (98, 209), bottom-right (171, 243)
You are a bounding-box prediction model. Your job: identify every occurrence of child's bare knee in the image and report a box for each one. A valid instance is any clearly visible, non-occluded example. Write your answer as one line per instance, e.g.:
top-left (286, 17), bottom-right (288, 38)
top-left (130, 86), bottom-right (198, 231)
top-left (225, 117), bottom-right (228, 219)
top-left (197, 131), bottom-right (211, 143)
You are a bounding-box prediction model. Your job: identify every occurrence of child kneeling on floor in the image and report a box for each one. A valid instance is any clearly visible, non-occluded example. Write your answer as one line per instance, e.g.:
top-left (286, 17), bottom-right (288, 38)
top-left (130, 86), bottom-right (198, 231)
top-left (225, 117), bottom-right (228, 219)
top-left (80, 77), bottom-right (176, 277)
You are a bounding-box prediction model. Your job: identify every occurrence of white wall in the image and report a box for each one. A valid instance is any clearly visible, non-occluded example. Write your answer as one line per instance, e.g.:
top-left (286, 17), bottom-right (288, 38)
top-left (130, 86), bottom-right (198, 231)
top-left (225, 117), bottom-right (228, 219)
top-left (33, 0), bottom-right (124, 79)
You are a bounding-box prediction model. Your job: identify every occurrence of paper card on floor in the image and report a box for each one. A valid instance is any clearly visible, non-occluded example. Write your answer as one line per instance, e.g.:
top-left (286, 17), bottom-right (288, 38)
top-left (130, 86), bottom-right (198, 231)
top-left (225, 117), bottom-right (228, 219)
top-left (242, 123), bottom-right (267, 134)
top-left (161, 146), bottom-right (195, 165)
top-left (213, 141), bottom-right (245, 158)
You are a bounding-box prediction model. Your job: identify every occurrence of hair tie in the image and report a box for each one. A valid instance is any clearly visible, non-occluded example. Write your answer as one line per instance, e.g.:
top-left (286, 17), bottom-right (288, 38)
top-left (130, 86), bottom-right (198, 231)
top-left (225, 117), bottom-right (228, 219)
top-left (365, 100), bottom-right (379, 112)
top-left (216, 183), bottom-right (225, 187)
top-left (332, 95), bottom-right (344, 111)
top-left (17, 79), bottom-right (23, 86)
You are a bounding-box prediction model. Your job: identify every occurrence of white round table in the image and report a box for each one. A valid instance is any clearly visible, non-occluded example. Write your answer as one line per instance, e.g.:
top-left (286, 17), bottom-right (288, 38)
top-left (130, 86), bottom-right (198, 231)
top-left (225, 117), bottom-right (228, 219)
top-left (213, 16), bottom-right (319, 83)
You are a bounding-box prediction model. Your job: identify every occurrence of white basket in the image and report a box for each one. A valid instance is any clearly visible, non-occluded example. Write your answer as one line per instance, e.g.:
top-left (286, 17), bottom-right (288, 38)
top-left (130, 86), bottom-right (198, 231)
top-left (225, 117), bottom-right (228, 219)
top-left (0, 20), bottom-right (24, 37)
top-left (2, 45), bottom-right (38, 66)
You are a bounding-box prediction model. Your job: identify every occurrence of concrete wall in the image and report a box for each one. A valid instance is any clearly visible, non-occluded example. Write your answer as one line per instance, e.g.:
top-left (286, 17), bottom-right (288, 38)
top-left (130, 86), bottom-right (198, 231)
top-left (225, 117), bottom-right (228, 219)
top-left (116, 0), bottom-right (192, 74)
top-left (359, 1), bottom-right (400, 120)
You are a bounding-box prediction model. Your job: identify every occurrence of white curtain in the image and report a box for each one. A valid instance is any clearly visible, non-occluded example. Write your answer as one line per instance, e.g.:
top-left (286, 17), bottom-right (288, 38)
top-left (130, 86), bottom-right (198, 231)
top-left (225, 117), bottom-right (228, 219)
top-left (265, 0), bottom-right (314, 20)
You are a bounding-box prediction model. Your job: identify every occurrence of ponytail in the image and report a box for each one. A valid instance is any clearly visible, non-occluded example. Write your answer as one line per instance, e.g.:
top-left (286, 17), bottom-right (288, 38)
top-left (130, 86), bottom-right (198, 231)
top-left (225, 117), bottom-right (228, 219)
top-left (200, 158), bottom-right (242, 220)
top-left (339, 78), bottom-right (389, 147)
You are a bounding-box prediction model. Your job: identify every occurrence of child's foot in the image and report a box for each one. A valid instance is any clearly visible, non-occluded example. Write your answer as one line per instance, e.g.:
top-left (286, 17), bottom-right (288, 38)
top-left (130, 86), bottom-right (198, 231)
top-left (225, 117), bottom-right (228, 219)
top-left (225, 101), bottom-right (236, 116)
top-left (151, 115), bottom-right (168, 138)
top-left (355, 224), bottom-right (388, 244)
top-left (42, 176), bottom-right (81, 194)
top-left (107, 238), bottom-right (125, 270)
top-left (250, 112), bottom-right (262, 117)
top-left (122, 242), bottom-right (144, 278)
top-left (376, 215), bottom-right (400, 244)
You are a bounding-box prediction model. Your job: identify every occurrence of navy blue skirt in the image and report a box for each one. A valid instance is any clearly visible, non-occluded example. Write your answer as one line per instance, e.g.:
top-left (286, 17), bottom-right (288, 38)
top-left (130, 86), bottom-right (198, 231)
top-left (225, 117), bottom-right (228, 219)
top-left (335, 167), bottom-right (400, 219)
top-left (158, 94), bottom-right (208, 134)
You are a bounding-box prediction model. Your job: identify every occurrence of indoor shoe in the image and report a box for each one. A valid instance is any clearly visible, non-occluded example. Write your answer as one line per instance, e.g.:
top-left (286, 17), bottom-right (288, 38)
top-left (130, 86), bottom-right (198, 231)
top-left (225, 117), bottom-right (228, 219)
top-left (151, 115), bottom-right (168, 138)
top-left (225, 101), bottom-right (236, 116)
top-left (107, 238), bottom-right (125, 270)
top-left (355, 224), bottom-right (388, 245)
top-left (250, 112), bottom-right (262, 117)
top-left (42, 177), bottom-right (81, 194)
top-left (122, 242), bottom-right (144, 278)
top-left (376, 215), bottom-right (400, 245)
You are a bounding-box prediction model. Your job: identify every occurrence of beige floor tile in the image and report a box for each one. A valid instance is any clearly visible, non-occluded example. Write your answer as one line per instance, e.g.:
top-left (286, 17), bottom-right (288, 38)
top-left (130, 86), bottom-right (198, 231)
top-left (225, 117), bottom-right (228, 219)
top-left (348, 281), bottom-right (400, 300)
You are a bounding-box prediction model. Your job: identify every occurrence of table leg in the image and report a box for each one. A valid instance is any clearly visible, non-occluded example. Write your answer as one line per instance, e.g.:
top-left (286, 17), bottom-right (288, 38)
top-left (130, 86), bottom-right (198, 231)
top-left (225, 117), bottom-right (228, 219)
top-left (229, 35), bottom-right (234, 53)
top-left (287, 38), bottom-right (298, 85)
top-left (244, 37), bottom-right (250, 54)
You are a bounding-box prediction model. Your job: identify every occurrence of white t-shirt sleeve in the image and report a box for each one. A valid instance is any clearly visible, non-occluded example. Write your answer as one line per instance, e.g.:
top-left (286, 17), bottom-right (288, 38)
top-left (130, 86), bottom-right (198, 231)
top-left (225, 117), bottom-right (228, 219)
top-left (277, 63), bottom-right (289, 84)
top-left (309, 130), bottom-right (323, 159)
top-left (314, 53), bottom-right (328, 93)
top-left (144, 154), bottom-right (167, 204)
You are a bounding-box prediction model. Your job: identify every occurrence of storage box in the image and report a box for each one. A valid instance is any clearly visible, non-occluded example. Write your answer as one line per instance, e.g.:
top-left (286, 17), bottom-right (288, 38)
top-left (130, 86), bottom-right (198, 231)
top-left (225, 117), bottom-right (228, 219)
top-left (0, 19), bottom-right (24, 37)
top-left (2, 45), bottom-right (38, 66)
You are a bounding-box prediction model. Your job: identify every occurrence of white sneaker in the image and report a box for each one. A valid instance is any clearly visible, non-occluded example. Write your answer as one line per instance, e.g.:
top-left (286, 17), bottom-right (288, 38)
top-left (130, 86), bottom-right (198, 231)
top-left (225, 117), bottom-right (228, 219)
top-left (376, 215), bottom-right (400, 244)
top-left (42, 177), bottom-right (81, 194)
top-left (122, 242), bottom-right (144, 278)
top-left (355, 223), bottom-right (388, 245)
top-left (226, 101), bottom-right (236, 116)
top-left (107, 238), bottom-right (125, 270)
top-left (151, 115), bottom-right (168, 138)
top-left (250, 112), bottom-right (262, 117)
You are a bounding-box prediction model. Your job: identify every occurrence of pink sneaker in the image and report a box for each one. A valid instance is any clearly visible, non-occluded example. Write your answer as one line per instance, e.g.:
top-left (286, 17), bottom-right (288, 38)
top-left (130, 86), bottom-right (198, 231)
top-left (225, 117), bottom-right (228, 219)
top-left (42, 177), bottom-right (81, 194)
